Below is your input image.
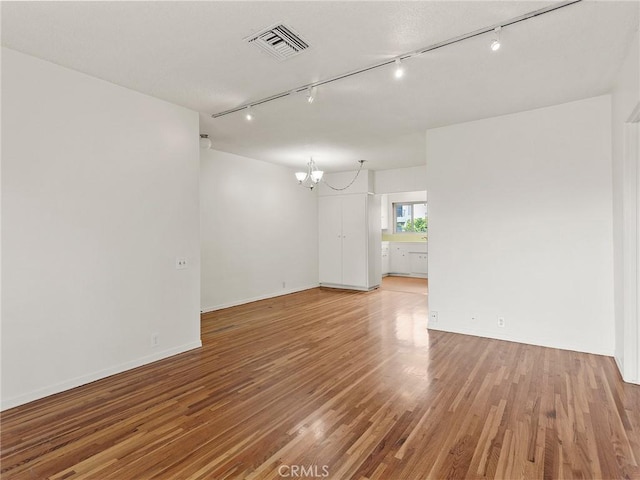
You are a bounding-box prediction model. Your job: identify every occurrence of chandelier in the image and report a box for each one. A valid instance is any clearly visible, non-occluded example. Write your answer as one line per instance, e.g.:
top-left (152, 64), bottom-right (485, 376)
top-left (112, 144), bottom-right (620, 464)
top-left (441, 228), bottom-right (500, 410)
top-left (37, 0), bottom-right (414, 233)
top-left (295, 159), bottom-right (366, 191)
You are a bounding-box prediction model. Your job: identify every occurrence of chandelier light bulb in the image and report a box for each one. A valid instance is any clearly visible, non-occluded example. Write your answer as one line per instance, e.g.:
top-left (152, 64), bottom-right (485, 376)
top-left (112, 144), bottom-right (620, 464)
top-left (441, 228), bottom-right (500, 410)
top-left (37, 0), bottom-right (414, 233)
top-left (311, 170), bottom-right (324, 183)
top-left (295, 171), bottom-right (308, 182)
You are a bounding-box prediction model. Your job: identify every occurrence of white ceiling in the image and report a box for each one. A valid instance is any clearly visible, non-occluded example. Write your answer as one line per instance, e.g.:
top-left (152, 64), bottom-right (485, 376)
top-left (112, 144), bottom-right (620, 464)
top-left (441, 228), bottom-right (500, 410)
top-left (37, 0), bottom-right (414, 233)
top-left (2, 1), bottom-right (638, 172)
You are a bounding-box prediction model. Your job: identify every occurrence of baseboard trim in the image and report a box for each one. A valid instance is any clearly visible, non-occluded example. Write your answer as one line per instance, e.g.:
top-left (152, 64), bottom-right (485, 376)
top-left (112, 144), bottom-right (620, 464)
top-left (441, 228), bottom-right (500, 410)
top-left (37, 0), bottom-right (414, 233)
top-left (387, 273), bottom-right (428, 279)
top-left (318, 283), bottom-right (378, 292)
top-left (1, 340), bottom-right (202, 411)
top-left (201, 284), bottom-right (319, 313)
top-left (615, 355), bottom-right (625, 378)
top-left (614, 354), bottom-right (640, 384)
top-left (428, 323), bottom-right (613, 357)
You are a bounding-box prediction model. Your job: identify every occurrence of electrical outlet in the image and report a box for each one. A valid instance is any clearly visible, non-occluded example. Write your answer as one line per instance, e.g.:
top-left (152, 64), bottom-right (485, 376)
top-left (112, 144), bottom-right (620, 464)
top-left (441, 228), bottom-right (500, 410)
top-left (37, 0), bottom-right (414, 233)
top-left (176, 257), bottom-right (188, 270)
top-left (429, 311), bottom-right (438, 323)
top-left (151, 333), bottom-right (159, 347)
top-left (497, 317), bottom-right (505, 328)
top-left (471, 315), bottom-right (478, 322)
top-left (282, 281), bottom-right (286, 289)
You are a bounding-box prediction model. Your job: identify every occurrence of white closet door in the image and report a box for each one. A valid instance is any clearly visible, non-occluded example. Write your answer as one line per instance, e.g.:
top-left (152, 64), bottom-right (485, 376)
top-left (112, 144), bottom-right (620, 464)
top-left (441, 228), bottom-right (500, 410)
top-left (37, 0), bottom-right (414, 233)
top-left (341, 195), bottom-right (367, 287)
top-left (318, 196), bottom-right (343, 285)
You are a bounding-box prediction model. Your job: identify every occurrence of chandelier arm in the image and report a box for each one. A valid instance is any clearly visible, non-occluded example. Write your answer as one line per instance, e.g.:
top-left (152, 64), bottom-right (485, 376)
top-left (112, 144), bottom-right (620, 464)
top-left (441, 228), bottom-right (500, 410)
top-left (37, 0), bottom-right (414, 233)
top-left (322, 160), bottom-right (366, 191)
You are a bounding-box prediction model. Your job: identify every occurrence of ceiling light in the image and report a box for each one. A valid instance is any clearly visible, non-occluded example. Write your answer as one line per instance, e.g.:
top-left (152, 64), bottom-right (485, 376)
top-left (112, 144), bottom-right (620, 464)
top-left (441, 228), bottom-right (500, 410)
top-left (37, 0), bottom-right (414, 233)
top-left (307, 86), bottom-right (317, 104)
top-left (295, 158), bottom-right (323, 189)
top-left (213, 2), bottom-right (580, 119)
top-left (245, 106), bottom-right (253, 121)
top-left (295, 159), bottom-right (366, 191)
top-left (394, 58), bottom-right (404, 79)
top-left (199, 134), bottom-right (212, 149)
top-left (310, 168), bottom-right (324, 183)
top-left (491, 26), bottom-right (502, 51)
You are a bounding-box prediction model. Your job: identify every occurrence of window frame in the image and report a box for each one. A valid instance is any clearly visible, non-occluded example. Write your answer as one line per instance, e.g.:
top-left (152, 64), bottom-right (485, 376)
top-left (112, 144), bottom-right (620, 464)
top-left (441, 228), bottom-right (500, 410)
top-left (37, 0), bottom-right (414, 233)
top-left (393, 201), bottom-right (427, 234)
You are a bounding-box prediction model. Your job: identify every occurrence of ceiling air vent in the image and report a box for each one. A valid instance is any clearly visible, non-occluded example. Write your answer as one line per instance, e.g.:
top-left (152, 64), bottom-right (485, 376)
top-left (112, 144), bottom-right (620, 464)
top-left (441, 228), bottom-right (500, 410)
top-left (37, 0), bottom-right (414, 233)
top-left (246, 24), bottom-right (309, 61)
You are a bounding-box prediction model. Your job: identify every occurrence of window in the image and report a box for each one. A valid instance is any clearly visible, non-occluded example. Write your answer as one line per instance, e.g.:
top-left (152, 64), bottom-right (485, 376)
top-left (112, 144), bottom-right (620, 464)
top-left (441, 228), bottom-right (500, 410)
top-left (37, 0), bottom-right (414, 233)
top-left (394, 202), bottom-right (427, 233)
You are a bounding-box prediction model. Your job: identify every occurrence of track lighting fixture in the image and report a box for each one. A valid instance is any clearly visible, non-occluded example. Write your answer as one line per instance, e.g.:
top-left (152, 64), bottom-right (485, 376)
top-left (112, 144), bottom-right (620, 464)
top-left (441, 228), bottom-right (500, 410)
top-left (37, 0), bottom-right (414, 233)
top-left (245, 106), bottom-right (253, 121)
top-left (394, 58), bottom-right (404, 79)
top-left (212, 1), bottom-right (580, 120)
top-left (199, 134), bottom-right (212, 149)
top-left (307, 86), bottom-right (317, 104)
top-left (491, 26), bottom-right (502, 51)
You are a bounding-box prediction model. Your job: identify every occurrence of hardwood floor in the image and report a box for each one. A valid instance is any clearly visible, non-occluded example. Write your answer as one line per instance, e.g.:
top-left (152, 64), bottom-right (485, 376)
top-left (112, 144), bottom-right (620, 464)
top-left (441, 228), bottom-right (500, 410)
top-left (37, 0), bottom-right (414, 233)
top-left (2, 280), bottom-right (640, 479)
top-left (379, 276), bottom-right (428, 295)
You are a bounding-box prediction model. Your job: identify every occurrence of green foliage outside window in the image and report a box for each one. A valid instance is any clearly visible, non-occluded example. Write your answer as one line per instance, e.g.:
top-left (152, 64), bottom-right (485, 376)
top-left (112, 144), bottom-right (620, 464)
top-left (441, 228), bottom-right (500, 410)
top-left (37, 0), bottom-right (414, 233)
top-left (401, 217), bottom-right (428, 232)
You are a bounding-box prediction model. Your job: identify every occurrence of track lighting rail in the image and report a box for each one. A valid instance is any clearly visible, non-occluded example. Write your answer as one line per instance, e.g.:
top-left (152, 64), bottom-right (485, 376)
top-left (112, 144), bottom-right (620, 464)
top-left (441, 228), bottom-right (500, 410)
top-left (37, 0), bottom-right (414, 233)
top-left (211, 0), bottom-right (581, 120)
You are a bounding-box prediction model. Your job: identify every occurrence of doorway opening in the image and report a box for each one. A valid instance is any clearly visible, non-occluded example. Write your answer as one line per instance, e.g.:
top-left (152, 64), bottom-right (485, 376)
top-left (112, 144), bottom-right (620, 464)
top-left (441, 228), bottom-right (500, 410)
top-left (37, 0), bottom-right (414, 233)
top-left (377, 190), bottom-right (428, 296)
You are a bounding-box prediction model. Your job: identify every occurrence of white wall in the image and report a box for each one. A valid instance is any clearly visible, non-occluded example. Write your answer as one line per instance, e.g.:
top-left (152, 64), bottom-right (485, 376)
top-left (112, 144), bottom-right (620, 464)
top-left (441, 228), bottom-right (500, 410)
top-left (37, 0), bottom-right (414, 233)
top-left (612, 24), bottom-right (640, 381)
top-left (427, 95), bottom-right (614, 356)
top-left (1, 48), bottom-right (201, 409)
top-left (200, 149), bottom-right (318, 311)
top-left (374, 166), bottom-right (427, 194)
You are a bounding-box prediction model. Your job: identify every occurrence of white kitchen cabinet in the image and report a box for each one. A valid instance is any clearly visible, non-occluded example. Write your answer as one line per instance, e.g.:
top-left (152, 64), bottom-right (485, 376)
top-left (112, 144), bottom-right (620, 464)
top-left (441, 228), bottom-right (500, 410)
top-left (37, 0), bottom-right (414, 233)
top-left (410, 253), bottom-right (428, 277)
top-left (390, 244), bottom-right (410, 274)
top-left (380, 194), bottom-right (389, 230)
top-left (381, 242), bottom-right (390, 275)
top-left (389, 242), bottom-right (428, 277)
top-left (319, 194), bottom-right (381, 290)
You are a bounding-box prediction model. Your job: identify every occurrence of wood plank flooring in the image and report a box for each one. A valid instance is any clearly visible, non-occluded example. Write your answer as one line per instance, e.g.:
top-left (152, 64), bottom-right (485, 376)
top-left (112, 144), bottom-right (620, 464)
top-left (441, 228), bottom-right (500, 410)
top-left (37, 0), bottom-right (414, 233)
top-left (379, 276), bottom-right (428, 295)
top-left (2, 278), bottom-right (640, 479)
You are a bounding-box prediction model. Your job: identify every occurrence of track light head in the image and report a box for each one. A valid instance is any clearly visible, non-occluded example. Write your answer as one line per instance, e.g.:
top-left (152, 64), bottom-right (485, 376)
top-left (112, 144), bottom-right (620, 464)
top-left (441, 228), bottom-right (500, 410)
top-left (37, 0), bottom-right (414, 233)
top-left (491, 26), bottom-right (502, 51)
top-left (394, 58), bottom-right (404, 79)
top-left (307, 86), bottom-right (317, 104)
top-left (199, 134), bottom-right (212, 149)
top-left (245, 106), bottom-right (253, 121)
